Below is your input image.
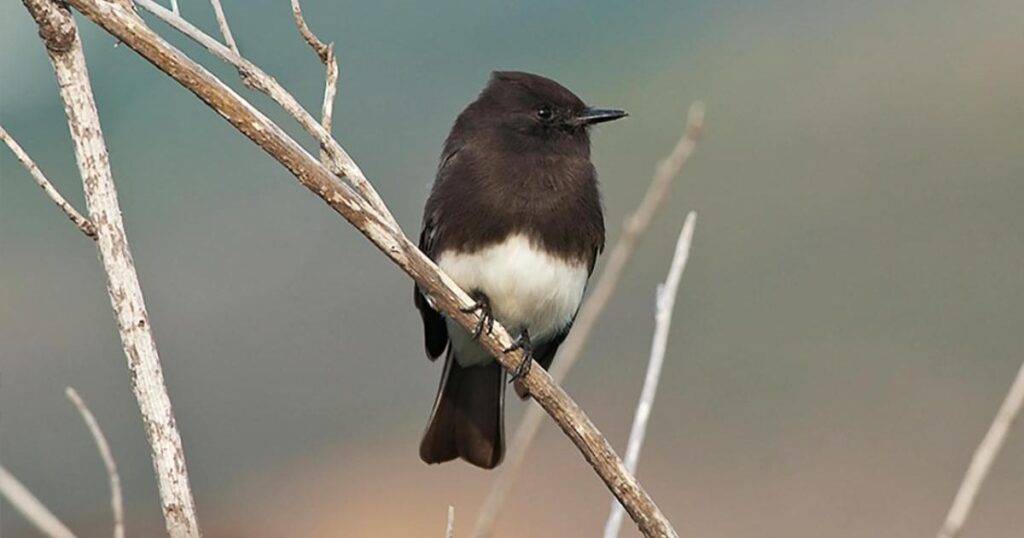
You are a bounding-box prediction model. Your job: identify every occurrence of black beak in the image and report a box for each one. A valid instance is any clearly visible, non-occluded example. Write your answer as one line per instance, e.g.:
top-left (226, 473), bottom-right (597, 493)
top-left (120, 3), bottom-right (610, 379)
top-left (572, 107), bottom-right (628, 126)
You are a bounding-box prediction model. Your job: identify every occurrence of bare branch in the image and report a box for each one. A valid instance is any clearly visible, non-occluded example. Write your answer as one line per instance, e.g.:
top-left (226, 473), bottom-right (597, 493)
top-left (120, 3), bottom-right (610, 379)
top-left (0, 125), bottom-right (97, 238)
top-left (65, 387), bottom-right (125, 538)
top-left (207, 0), bottom-right (237, 54)
top-left (474, 103), bottom-right (704, 537)
top-left (168, 0), bottom-right (178, 16)
top-left (938, 358), bottom-right (1024, 538)
top-left (290, 0), bottom-right (338, 161)
top-left (319, 44), bottom-right (338, 147)
top-left (0, 466), bottom-right (77, 538)
top-left (605, 212), bottom-right (697, 538)
top-left (290, 0), bottom-right (329, 61)
top-left (59, 1), bottom-right (677, 534)
top-left (134, 0), bottom-right (399, 233)
top-left (21, 1), bottom-right (199, 536)
top-left (446, 505), bottom-right (455, 538)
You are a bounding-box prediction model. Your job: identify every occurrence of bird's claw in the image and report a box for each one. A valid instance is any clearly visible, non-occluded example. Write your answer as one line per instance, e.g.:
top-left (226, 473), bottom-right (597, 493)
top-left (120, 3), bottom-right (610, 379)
top-left (504, 330), bottom-right (533, 382)
top-left (460, 293), bottom-right (494, 340)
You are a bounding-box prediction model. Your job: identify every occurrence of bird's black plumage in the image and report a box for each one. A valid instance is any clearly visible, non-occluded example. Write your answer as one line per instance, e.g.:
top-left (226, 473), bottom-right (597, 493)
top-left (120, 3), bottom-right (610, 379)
top-left (416, 71), bottom-right (626, 468)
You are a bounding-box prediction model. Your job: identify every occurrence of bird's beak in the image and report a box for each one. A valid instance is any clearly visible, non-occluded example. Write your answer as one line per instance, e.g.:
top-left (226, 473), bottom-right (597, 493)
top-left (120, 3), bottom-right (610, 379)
top-left (572, 107), bottom-right (628, 126)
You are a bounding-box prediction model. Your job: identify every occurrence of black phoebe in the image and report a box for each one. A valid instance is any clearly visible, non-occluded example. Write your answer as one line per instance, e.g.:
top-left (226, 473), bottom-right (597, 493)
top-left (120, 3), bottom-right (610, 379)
top-left (415, 71), bottom-right (627, 468)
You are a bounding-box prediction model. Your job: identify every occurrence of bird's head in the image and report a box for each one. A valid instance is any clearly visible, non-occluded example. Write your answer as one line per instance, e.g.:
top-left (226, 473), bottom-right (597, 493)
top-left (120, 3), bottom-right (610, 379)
top-left (464, 71), bottom-right (627, 149)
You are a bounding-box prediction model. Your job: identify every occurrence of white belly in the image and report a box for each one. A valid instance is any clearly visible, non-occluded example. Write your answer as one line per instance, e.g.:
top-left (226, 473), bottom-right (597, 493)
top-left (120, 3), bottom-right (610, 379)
top-left (438, 234), bottom-right (589, 367)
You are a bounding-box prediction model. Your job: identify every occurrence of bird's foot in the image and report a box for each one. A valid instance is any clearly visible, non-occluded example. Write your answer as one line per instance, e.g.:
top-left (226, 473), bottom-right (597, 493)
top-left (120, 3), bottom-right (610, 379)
top-left (460, 292), bottom-right (494, 340)
top-left (504, 329), bottom-right (533, 382)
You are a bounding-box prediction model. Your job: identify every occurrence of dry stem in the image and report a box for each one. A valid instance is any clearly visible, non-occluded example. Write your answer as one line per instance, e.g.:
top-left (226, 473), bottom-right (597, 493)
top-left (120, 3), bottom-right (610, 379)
top-left (0, 466), bottom-right (77, 538)
top-left (937, 358), bottom-right (1024, 538)
top-left (21, 1), bottom-right (199, 535)
top-left (59, 1), bottom-right (677, 534)
top-left (134, 0), bottom-right (399, 233)
top-left (290, 0), bottom-right (338, 161)
top-left (207, 0), bottom-right (237, 53)
top-left (66, 387), bottom-right (125, 538)
top-left (604, 212), bottom-right (697, 538)
top-left (0, 125), bottom-right (97, 238)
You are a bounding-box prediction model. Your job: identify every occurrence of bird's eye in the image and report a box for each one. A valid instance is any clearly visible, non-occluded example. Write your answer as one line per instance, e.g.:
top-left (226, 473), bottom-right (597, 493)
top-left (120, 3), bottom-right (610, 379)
top-left (536, 106), bottom-right (553, 120)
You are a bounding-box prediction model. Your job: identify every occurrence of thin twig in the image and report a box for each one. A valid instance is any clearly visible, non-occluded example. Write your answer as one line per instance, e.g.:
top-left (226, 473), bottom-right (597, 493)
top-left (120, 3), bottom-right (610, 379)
top-left (290, 0), bottom-right (338, 161)
top-left (22, 2), bottom-right (200, 536)
top-left (289, 0), bottom-right (329, 61)
top-left (446, 505), bottom-right (455, 538)
top-left (134, 0), bottom-right (400, 233)
top-left (207, 0), bottom-right (237, 54)
top-left (937, 359), bottom-right (1024, 538)
top-left (474, 103), bottom-right (704, 537)
top-left (60, 2), bottom-right (677, 535)
top-left (0, 125), bottom-right (97, 238)
top-left (168, 0), bottom-right (178, 16)
top-left (65, 387), bottom-right (125, 538)
top-left (0, 466), bottom-right (77, 538)
top-left (604, 212), bottom-right (697, 538)
top-left (320, 45), bottom-right (338, 145)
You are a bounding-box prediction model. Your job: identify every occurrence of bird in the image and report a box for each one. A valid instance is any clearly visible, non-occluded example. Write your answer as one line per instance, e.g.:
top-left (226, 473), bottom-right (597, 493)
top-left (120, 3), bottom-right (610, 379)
top-left (415, 71), bottom-right (627, 469)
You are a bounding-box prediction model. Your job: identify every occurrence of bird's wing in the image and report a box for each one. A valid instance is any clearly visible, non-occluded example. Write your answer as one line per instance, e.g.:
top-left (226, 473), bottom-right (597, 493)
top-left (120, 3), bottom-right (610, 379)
top-left (414, 147), bottom-right (466, 361)
top-left (414, 214), bottom-right (449, 361)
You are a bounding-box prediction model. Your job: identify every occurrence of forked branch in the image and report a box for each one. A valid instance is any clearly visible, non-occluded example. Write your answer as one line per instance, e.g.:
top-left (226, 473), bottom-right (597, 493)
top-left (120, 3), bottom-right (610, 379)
top-left (21, 1), bottom-right (199, 536)
top-left (290, 0), bottom-right (338, 161)
top-left (134, 0), bottom-right (398, 233)
top-left (59, 0), bottom-right (677, 535)
top-left (0, 125), bottom-right (97, 238)
top-left (207, 0), bottom-right (238, 54)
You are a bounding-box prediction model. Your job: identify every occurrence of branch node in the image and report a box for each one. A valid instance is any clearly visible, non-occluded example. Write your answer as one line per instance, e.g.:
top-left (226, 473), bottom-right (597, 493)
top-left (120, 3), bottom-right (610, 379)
top-left (1, 125), bottom-right (98, 239)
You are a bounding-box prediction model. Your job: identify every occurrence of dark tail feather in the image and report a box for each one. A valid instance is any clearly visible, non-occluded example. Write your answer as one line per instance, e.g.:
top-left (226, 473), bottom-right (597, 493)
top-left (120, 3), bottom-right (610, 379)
top-left (420, 352), bottom-right (505, 469)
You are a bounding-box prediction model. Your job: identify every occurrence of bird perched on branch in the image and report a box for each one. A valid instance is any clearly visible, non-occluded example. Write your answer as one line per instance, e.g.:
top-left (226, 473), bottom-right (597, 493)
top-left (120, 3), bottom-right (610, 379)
top-left (415, 71), bottom-right (627, 468)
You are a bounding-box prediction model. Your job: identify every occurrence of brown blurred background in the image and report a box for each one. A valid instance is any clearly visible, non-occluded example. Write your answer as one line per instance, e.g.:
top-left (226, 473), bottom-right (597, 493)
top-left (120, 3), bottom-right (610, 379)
top-left (2, 0), bottom-right (1023, 536)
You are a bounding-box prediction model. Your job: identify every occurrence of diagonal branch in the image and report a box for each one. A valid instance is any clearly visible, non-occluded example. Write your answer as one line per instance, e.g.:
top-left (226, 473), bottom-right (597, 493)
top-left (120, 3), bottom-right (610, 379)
top-left (60, 1), bottom-right (677, 535)
top-left (0, 466), bottom-right (77, 538)
top-left (21, 1), bottom-right (199, 536)
top-left (604, 212), bottom-right (697, 538)
top-left (290, 0), bottom-right (338, 162)
top-left (1, 125), bottom-right (97, 238)
top-left (937, 358), bottom-right (1024, 538)
top-left (66, 387), bottom-right (125, 538)
top-left (474, 103), bottom-right (704, 537)
top-left (134, 0), bottom-right (399, 233)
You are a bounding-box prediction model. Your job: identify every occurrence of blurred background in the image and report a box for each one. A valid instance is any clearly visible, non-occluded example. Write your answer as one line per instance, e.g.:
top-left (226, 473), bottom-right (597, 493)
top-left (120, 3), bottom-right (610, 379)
top-left (2, 0), bottom-right (1023, 536)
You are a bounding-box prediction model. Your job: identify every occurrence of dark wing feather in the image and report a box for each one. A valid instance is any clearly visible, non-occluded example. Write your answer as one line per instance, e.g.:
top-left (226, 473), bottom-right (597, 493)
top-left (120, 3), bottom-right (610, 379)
top-left (415, 218), bottom-right (448, 360)
top-left (415, 147), bottom-right (466, 361)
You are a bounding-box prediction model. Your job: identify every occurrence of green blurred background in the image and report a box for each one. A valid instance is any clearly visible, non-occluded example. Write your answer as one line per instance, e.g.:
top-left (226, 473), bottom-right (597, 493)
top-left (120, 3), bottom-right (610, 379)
top-left (2, 0), bottom-right (1023, 536)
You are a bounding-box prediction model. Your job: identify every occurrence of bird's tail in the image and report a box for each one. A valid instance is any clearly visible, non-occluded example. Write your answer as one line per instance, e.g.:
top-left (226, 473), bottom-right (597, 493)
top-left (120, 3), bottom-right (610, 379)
top-left (419, 351), bottom-right (505, 469)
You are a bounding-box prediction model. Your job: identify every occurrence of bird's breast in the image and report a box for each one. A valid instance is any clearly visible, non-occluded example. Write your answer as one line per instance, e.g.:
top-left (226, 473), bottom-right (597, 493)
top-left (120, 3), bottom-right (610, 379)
top-left (438, 234), bottom-right (588, 366)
